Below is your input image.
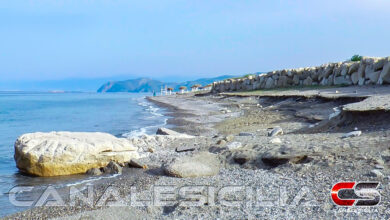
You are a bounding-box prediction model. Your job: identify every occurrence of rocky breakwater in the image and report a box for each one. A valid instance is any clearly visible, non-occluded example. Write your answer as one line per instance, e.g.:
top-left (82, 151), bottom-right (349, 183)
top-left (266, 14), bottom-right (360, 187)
top-left (212, 56), bottom-right (390, 93)
top-left (14, 132), bottom-right (140, 177)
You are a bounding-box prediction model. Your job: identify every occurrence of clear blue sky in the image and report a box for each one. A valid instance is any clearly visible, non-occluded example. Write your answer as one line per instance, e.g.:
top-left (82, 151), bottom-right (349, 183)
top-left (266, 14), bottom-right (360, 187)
top-left (1, 0), bottom-right (390, 82)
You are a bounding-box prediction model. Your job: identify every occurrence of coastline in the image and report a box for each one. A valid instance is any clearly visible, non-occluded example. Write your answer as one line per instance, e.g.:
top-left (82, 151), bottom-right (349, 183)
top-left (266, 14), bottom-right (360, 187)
top-left (5, 88), bottom-right (390, 219)
top-left (4, 93), bottom-right (226, 219)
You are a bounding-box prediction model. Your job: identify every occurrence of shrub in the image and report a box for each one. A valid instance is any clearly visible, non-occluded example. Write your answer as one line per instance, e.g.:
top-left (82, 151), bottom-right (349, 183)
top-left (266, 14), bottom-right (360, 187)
top-left (350, 55), bottom-right (362, 62)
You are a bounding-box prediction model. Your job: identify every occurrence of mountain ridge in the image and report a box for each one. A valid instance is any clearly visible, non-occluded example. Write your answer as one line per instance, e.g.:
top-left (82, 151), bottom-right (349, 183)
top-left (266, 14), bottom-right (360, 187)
top-left (97, 75), bottom-right (234, 93)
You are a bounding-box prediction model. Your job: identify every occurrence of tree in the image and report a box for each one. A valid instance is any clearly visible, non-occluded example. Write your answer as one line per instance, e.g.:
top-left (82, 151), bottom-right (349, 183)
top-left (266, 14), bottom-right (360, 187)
top-left (351, 55), bottom-right (362, 62)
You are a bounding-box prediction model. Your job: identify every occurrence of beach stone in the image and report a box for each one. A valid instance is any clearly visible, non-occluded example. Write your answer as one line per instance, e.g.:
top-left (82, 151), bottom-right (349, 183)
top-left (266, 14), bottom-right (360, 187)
top-left (163, 152), bottom-right (221, 178)
top-left (156, 127), bottom-right (194, 138)
top-left (261, 147), bottom-right (311, 167)
top-left (14, 132), bottom-right (139, 177)
top-left (268, 127), bottom-right (283, 137)
top-left (375, 165), bottom-right (384, 169)
top-left (217, 139), bottom-right (227, 145)
top-left (269, 137), bottom-right (282, 144)
top-left (129, 158), bottom-right (148, 169)
top-left (86, 168), bottom-right (103, 176)
top-left (176, 145), bottom-right (196, 152)
top-left (224, 135), bottom-right (235, 142)
top-left (208, 146), bottom-right (226, 153)
top-left (103, 161), bottom-right (123, 174)
top-left (368, 169), bottom-right (384, 178)
top-left (233, 152), bottom-right (252, 165)
top-left (342, 131), bottom-right (362, 138)
top-left (156, 127), bottom-right (180, 135)
top-left (226, 142), bottom-right (243, 150)
top-left (238, 132), bottom-right (254, 137)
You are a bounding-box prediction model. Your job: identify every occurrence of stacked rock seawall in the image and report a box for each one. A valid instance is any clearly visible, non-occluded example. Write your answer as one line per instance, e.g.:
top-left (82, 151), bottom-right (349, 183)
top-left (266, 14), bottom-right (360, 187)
top-left (211, 56), bottom-right (390, 93)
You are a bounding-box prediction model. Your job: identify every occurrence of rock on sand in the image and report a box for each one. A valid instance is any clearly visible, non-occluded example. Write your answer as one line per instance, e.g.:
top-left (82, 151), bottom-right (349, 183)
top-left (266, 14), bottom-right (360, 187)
top-left (163, 152), bottom-right (221, 178)
top-left (156, 127), bottom-right (194, 138)
top-left (14, 132), bottom-right (139, 177)
top-left (268, 127), bottom-right (284, 137)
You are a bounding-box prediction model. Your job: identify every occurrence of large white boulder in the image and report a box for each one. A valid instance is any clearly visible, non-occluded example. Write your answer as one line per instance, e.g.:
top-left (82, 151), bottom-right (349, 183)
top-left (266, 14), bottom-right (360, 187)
top-left (14, 132), bottom-right (139, 177)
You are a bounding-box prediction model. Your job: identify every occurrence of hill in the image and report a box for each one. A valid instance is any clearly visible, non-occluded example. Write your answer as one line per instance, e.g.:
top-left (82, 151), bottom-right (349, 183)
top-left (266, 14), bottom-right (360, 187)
top-left (97, 75), bottom-right (234, 93)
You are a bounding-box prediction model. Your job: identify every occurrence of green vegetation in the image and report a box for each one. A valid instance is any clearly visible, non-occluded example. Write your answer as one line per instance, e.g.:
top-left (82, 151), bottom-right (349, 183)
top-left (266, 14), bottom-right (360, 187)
top-left (231, 73), bottom-right (256, 80)
top-left (350, 54), bottom-right (363, 62)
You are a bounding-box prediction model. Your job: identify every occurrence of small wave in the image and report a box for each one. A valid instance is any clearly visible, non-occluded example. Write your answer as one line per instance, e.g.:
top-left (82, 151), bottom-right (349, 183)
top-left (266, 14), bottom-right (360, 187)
top-left (122, 118), bottom-right (167, 138)
top-left (64, 174), bottom-right (121, 187)
top-left (122, 97), bottom-right (167, 138)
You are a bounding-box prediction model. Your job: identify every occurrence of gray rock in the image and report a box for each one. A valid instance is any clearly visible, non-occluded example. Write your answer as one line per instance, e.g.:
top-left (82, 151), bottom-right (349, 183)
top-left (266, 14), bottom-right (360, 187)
top-left (373, 58), bottom-right (386, 71)
top-left (334, 76), bottom-right (352, 85)
top-left (233, 152), bottom-right (253, 165)
top-left (366, 71), bottom-right (381, 84)
top-left (341, 131), bottom-right (362, 138)
top-left (269, 137), bottom-right (282, 144)
top-left (375, 165), bottom-right (384, 169)
top-left (238, 132), bottom-right (254, 137)
top-left (268, 127), bottom-right (283, 137)
top-left (208, 146), bottom-right (226, 153)
top-left (302, 77), bottom-right (313, 86)
top-left (217, 139), bottom-right (227, 145)
top-left (224, 135), bottom-right (234, 142)
top-left (163, 152), bottom-right (221, 178)
top-left (351, 72), bottom-right (359, 85)
top-left (103, 161), bottom-right (123, 174)
top-left (261, 148), bottom-right (311, 167)
top-left (348, 62), bottom-right (360, 74)
top-left (156, 127), bottom-right (193, 138)
top-left (277, 75), bottom-right (288, 87)
top-left (265, 77), bottom-right (274, 89)
top-left (129, 159), bottom-right (148, 169)
top-left (292, 75), bottom-right (300, 85)
top-left (358, 64), bottom-right (366, 85)
top-left (86, 168), bottom-right (102, 176)
top-left (226, 142), bottom-right (243, 150)
top-left (368, 169), bottom-right (384, 177)
top-left (176, 145), bottom-right (196, 152)
top-left (156, 127), bottom-right (180, 135)
top-left (379, 61), bottom-right (390, 84)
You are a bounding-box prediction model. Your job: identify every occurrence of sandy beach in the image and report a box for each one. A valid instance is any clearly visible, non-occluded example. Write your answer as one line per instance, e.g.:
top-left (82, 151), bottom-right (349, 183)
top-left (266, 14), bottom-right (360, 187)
top-left (5, 86), bottom-right (390, 219)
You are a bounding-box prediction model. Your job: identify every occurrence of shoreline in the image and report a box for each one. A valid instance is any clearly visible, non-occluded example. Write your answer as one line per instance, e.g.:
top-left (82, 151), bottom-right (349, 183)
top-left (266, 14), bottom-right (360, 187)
top-left (5, 88), bottom-right (390, 219)
top-left (4, 93), bottom-right (225, 219)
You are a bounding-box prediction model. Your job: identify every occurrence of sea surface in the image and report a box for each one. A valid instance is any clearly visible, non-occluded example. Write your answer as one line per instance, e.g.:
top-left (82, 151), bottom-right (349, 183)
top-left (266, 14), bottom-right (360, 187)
top-left (0, 91), bottom-right (167, 217)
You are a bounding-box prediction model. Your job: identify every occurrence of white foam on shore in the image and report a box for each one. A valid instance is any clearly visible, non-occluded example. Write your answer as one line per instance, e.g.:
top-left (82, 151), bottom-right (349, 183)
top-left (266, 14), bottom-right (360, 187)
top-left (122, 97), bottom-right (168, 138)
top-left (64, 174), bottom-right (121, 187)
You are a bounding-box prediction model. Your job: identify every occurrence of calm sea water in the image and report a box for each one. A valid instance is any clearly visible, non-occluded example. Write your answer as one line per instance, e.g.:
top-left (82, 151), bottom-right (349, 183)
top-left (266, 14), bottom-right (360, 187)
top-left (0, 92), bottom-right (167, 217)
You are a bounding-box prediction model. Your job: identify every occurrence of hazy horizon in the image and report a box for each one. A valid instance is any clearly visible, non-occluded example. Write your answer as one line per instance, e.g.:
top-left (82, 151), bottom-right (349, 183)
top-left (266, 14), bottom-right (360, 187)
top-left (1, 1), bottom-right (390, 90)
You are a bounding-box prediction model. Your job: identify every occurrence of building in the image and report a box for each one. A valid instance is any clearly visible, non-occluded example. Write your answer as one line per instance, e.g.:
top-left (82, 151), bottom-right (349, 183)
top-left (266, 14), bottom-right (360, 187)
top-left (179, 86), bottom-right (187, 94)
top-left (191, 84), bottom-right (201, 92)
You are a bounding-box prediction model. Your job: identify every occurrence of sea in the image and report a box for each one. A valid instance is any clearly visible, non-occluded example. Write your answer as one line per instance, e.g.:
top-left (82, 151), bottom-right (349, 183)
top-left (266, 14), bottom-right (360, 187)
top-left (0, 91), bottom-right (167, 217)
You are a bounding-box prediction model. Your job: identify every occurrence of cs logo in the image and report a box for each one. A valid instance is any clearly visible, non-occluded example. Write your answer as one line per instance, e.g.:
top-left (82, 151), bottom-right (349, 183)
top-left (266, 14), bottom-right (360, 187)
top-left (331, 182), bottom-right (380, 206)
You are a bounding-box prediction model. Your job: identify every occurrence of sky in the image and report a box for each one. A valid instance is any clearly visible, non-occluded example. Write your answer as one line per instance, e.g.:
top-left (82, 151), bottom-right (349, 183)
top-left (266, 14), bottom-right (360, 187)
top-left (1, 0), bottom-right (390, 89)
